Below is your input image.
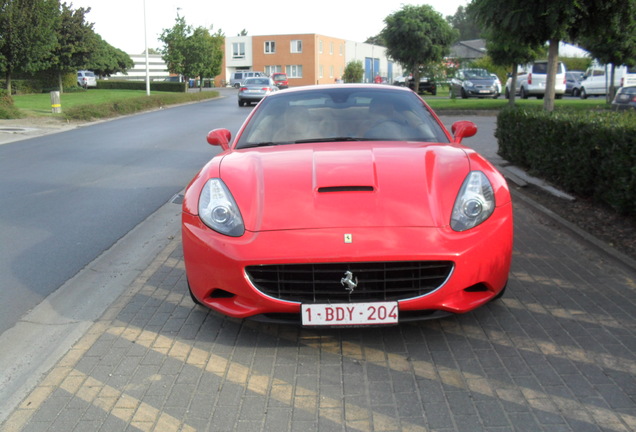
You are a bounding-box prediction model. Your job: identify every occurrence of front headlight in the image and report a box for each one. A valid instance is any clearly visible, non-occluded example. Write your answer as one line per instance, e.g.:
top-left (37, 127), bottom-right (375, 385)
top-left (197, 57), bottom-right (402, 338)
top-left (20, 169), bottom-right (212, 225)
top-left (451, 171), bottom-right (495, 231)
top-left (198, 178), bottom-right (245, 237)
top-left (464, 80), bottom-right (474, 88)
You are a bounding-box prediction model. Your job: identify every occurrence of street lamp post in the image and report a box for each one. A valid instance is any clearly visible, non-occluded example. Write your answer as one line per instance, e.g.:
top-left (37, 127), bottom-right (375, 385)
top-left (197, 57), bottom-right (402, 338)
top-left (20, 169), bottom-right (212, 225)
top-left (143, 0), bottom-right (150, 96)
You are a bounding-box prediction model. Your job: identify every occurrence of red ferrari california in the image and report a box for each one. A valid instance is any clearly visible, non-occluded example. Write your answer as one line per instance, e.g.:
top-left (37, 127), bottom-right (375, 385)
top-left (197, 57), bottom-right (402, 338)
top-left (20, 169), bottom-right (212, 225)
top-left (182, 85), bottom-right (513, 326)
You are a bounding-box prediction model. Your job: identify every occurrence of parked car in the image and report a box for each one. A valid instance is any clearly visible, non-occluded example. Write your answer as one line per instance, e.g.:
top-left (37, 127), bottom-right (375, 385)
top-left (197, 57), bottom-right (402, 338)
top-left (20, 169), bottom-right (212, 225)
top-left (565, 71), bottom-right (585, 96)
top-left (505, 61), bottom-right (566, 99)
top-left (237, 77), bottom-right (278, 106)
top-left (407, 76), bottom-right (437, 95)
top-left (491, 74), bottom-right (502, 94)
top-left (77, 70), bottom-right (97, 88)
top-left (611, 85), bottom-right (636, 110)
top-left (394, 75), bottom-right (436, 95)
top-left (449, 68), bottom-right (499, 99)
top-left (182, 84), bottom-right (513, 326)
top-left (271, 72), bottom-right (288, 89)
top-left (230, 71), bottom-right (266, 88)
top-left (579, 65), bottom-right (636, 98)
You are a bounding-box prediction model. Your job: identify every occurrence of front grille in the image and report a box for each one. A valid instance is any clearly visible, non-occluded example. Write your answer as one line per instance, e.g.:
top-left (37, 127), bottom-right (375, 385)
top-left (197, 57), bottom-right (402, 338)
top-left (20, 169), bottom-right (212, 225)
top-left (245, 261), bottom-right (454, 303)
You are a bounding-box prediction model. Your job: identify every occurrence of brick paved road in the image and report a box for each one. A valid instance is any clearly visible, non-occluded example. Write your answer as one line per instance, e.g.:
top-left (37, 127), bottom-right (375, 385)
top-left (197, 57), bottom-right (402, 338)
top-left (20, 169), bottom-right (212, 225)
top-left (2, 188), bottom-right (635, 432)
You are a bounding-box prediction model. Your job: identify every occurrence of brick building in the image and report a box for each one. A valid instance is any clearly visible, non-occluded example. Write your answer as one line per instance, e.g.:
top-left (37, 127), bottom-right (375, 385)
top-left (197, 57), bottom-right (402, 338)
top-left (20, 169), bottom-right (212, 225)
top-left (220, 34), bottom-right (402, 87)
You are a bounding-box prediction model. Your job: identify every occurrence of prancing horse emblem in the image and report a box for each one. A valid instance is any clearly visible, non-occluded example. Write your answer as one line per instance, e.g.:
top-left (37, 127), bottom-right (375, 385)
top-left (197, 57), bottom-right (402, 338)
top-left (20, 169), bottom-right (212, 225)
top-left (340, 271), bottom-right (358, 293)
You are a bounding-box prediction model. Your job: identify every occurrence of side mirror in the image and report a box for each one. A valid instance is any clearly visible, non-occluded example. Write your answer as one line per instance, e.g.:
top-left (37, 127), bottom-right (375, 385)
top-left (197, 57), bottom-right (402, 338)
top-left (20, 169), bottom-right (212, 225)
top-left (206, 128), bottom-right (231, 151)
top-left (451, 121), bottom-right (477, 144)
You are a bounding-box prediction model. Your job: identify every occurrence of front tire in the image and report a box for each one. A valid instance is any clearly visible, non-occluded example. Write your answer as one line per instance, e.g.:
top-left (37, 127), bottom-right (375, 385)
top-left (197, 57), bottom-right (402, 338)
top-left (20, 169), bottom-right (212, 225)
top-left (580, 88), bottom-right (588, 99)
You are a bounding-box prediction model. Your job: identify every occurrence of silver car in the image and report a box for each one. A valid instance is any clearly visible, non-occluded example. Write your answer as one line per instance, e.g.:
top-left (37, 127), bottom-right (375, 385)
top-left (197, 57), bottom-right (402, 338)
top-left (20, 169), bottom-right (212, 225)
top-left (238, 77), bottom-right (279, 106)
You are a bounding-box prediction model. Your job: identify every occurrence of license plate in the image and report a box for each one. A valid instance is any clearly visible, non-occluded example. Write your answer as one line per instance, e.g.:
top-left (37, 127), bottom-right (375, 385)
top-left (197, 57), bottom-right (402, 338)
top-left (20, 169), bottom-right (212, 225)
top-left (302, 302), bottom-right (398, 326)
top-left (479, 90), bottom-right (491, 93)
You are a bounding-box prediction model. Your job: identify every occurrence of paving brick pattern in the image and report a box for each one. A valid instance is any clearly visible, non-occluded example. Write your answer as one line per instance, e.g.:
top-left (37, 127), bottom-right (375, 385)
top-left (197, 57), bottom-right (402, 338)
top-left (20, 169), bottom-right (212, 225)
top-left (2, 194), bottom-right (635, 432)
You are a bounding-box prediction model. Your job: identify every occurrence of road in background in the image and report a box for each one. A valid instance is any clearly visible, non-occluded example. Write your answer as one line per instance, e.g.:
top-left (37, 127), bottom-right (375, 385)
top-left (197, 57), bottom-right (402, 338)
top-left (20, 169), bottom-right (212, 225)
top-left (0, 89), bottom-right (247, 334)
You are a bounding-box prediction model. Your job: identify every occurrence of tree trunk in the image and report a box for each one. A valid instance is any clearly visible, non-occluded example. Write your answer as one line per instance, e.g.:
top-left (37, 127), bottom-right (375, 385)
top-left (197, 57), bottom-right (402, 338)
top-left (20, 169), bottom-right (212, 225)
top-left (607, 64), bottom-right (616, 104)
top-left (508, 64), bottom-right (518, 106)
top-left (58, 72), bottom-right (64, 94)
top-left (5, 71), bottom-right (12, 93)
top-left (543, 39), bottom-right (560, 112)
top-left (412, 65), bottom-right (420, 94)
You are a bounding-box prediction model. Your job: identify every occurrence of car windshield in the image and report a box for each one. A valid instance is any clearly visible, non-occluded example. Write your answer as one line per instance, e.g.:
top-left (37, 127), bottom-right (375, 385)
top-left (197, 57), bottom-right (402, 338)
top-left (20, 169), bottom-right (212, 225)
top-left (463, 69), bottom-right (491, 79)
top-left (621, 87), bottom-right (636, 95)
top-left (235, 87), bottom-right (449, 148)
top-left (245, 78), bottom-right (270, 86)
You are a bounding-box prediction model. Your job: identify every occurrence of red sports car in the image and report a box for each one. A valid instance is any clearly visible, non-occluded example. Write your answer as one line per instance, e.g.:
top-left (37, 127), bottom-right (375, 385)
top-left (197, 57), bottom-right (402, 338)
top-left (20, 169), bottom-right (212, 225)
top-left (182, 84), bottom-right (513, 326)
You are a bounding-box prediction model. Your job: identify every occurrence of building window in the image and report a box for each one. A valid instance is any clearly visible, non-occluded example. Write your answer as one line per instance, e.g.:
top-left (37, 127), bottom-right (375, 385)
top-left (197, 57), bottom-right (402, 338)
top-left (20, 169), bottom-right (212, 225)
top-left (265, 65), bottom-right (282, 75)
top-left (330, 42), bottom-right (334, 55)
top-left (330, 65), bottom-right (334, 78)
top-left (319, 65), bottom-right (323, 79)
top-left (265, 41), bottom-right (276, 54)
top-left (291, 40), bottom-right (302, 53)
top-left (232, 42), bottom-right (245, 59)
top-left (287, 65), bottom-right (303, 78)
top-left (319, 39), bottom-right (323, 54)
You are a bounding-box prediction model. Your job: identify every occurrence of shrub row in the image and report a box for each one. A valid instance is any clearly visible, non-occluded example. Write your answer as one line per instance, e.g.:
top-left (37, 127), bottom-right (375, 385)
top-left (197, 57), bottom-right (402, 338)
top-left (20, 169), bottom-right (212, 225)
top-left (63, 90), bottom-right (219, 121)
top-left (97, 80), bottom-right (187, 92)
top-left (496, 107), bottom-right (636, 216)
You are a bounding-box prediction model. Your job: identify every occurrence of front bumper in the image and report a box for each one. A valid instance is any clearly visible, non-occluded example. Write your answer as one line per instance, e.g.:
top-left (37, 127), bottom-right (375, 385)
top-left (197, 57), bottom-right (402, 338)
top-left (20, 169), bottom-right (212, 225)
top-left (182, 203), bottom-right (513, 323)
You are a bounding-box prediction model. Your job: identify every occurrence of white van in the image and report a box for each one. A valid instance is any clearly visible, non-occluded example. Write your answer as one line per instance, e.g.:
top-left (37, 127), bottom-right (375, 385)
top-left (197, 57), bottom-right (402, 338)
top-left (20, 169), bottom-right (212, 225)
top-left (505, 61), bottom-right (567, 99)
top-left (579, 65), bottom-right (636, 98)
top-left (229, 71), bottom-right (266, 88)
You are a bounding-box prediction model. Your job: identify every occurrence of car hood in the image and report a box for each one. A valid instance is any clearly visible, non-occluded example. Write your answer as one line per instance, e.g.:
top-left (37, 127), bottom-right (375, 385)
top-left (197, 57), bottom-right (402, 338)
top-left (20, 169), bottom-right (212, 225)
top-left (219, 143), bottom-right (470, 231)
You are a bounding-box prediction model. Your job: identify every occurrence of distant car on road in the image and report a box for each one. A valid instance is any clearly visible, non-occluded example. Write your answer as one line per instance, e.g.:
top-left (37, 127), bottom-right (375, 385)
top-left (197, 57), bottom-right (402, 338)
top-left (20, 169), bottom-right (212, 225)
top-left (611, 85), bottom-right (636, 110)
top-left (449, 68), bottom-right (499, 99)
top-left (77, 70), bottom-right (97, 88)
top-left (271, 72), bottom-right (289, 89)
top-left (237, 77), bottom-right (278, 106)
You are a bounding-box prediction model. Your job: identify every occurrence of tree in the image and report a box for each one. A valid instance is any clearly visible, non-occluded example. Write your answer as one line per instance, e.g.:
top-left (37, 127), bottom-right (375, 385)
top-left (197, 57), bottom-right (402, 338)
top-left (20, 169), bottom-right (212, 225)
top-left (184, 27), bottom-right (224, 91)
top-left (343, 60), bottom-right (364, 83)
top-left (576, 0), bottom-right (636, 102)
top-left (381, 5), bottom-right (457, 93)
top-left (160, 16), bottom-right (189, 78)
top-left (50, 2), bottom-right (96, 92)
top-left (86, 34), bottom-right (133, 77)
top-left (480, 27), bottom-right (543, 105)
top-left (160, 17), bottom-right (224, 86)
top-left (470, 0), bottom-right (631, 111)
top-left (0, 0), bottom-right (59, 91)
top-left (446, 6), bottom-right (482, 41)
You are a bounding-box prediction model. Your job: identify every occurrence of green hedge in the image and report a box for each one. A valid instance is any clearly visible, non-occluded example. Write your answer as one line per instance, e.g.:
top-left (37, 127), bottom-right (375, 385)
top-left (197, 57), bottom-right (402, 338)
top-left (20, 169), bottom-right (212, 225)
top-left (496, 107), bottom-right (636, 216)
top-left (97, 80), bottom-right (187, 92)
top-left (62, 90), bottom-right (219, 121)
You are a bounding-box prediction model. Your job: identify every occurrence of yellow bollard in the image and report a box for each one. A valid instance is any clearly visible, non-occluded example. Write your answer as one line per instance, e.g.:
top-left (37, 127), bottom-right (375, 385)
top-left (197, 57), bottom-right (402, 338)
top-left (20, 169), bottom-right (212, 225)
top-left (50, 91), bottom-right (62, 113)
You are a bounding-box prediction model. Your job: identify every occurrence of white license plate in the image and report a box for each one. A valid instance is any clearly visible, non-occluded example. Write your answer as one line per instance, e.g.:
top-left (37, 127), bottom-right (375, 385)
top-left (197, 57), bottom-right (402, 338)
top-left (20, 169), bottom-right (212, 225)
top-left (479, 90), bottom-right (491, 93)
top-left (302, 302), bottom-right (398, 326)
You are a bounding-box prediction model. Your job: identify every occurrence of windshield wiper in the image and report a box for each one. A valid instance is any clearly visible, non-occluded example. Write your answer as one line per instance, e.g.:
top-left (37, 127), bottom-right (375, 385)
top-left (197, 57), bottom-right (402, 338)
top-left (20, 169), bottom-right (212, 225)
top-left (239, 142), bottom-right (278, 148)
top-left (294, 137), bottom-right (364, 143)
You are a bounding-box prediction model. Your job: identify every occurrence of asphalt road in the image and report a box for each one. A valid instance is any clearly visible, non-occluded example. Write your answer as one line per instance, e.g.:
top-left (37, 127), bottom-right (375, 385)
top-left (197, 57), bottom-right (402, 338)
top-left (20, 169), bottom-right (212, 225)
top-left (0, 91), bottom-right (247, 335)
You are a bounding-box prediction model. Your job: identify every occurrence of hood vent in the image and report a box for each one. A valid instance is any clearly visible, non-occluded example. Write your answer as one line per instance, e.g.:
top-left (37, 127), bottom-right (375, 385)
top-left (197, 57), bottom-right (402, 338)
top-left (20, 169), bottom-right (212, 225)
top-left (318, 186), bottom-right (374, 193)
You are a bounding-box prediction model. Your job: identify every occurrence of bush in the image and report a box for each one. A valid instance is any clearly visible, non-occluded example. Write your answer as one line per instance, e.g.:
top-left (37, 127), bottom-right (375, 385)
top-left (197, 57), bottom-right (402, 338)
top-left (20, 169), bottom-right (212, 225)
top-left (97, 80), bottom-right (187, 92)
top-left (62, 90), bottom-right (219, 121)
top-left (496, 107), bottom-right (636, 216)
top-left (0, 89), bottom-right (24, 119)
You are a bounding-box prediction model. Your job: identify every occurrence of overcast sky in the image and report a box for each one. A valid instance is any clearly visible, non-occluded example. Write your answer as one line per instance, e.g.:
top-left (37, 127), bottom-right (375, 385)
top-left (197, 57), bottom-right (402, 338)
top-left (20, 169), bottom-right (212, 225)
top-left (69, 0), bottom-right (469, 54)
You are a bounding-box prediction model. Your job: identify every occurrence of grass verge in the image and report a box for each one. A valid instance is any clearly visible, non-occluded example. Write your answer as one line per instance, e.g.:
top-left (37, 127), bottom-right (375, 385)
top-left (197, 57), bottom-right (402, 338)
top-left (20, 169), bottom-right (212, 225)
top-left (12, 89), bottom-right (220, 121)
